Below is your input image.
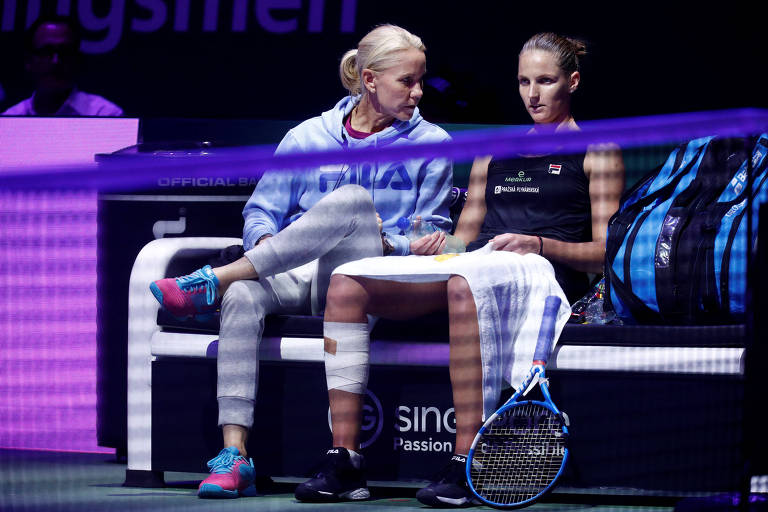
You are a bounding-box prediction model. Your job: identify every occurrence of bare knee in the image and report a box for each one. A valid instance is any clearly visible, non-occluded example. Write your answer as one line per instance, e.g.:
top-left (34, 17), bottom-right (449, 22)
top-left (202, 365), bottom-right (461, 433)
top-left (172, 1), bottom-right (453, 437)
top-left (447, 275), bottom-right (473, 305)
top-left (325, 274), bottom-right (369, 322)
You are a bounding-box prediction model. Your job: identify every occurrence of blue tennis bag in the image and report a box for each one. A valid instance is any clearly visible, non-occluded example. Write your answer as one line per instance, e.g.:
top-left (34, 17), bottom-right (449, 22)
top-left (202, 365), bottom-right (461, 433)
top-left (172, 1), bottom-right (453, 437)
top-left (605, 133), bottom-right (768, 324)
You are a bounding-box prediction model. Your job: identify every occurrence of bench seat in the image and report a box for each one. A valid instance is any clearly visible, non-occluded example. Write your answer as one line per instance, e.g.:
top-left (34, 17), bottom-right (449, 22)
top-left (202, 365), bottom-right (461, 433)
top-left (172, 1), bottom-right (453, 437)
top-left (126, 236), bottom-right (749, 493)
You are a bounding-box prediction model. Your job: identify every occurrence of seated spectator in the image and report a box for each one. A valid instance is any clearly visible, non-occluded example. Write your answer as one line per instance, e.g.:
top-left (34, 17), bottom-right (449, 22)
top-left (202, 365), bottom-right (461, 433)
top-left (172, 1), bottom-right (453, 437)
top-left (2, 16), bottom-right (122, 117)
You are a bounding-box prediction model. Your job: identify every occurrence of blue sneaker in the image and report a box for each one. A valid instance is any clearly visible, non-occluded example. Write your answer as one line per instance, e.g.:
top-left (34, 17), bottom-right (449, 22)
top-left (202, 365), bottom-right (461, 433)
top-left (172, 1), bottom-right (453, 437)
top-left (150, 265), bottom-right (220, 320)
top-left (198, 446), bottom-right (257, 498)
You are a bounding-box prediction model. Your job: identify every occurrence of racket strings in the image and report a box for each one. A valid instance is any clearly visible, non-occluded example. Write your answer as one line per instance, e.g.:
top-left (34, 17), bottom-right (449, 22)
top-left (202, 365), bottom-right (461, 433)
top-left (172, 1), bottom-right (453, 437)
top-left (470, 402), bottom-right (566, 505)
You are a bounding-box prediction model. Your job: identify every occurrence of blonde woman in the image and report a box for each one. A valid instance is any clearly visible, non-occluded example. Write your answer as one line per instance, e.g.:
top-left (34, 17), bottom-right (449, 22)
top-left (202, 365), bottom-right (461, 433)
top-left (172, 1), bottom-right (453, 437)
top-left (150, 24), bottom-right (452, 499)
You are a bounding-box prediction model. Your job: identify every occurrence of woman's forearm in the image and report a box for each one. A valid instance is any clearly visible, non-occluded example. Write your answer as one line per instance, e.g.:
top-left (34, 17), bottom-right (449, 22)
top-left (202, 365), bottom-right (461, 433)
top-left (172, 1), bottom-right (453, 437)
top-left (540, 237), bottom-right (606, 274)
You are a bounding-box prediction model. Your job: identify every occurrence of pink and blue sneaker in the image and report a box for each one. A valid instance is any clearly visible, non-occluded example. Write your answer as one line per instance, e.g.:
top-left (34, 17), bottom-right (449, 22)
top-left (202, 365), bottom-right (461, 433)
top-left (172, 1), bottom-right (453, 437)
top-left (198, 446), bottom-right (257, 498)
top-left (149, 265), bottom-right (220, 320)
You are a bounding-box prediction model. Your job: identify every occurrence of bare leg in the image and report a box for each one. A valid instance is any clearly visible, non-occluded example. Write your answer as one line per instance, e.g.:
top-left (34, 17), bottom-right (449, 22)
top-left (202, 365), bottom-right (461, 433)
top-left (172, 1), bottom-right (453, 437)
top-left (212, 257), bottom-right (259, 296)
top-left (446, 275), bottom-right (483, 455)
top-left (222, 424), bottom-right (249, 457)
top-left (325, 274), bottom-right (448, 450)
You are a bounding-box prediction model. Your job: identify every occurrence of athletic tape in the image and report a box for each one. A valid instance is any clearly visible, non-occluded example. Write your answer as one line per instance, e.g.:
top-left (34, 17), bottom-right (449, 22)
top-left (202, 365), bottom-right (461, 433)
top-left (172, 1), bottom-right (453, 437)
top-left (324, 321), bottom-right (370, 394)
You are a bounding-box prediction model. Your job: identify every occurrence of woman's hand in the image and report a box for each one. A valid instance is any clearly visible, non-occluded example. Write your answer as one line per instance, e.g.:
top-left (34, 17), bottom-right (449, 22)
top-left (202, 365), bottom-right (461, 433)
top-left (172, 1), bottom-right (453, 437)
top-left (375, 212), bottom-right (383, 233)
top-left (491, 233), bottom-right (540, 254)
top-left (410, 231), bottom-right (446, 255)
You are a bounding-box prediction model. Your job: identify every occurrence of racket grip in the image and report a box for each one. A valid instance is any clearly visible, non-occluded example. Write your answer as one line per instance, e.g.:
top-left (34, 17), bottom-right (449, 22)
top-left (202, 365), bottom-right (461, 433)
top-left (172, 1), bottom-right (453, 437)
top-left (533, 295), bottom-right (562, 364)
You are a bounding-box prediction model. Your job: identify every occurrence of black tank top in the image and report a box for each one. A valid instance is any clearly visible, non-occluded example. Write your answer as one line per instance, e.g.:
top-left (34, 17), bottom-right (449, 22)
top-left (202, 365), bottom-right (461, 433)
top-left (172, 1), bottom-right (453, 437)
top-left (466, 152), bottom-right (592, 301)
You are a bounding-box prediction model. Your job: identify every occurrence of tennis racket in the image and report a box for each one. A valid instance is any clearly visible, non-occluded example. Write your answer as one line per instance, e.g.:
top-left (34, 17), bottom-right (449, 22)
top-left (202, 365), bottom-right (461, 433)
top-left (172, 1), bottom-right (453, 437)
top-left (466, 295), bottom-right (569, 508)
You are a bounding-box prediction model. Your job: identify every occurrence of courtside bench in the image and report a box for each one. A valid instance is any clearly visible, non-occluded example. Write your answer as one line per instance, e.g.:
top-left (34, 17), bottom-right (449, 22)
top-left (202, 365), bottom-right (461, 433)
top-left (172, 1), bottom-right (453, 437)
top-left (124, 236), bottom-right (749, 494)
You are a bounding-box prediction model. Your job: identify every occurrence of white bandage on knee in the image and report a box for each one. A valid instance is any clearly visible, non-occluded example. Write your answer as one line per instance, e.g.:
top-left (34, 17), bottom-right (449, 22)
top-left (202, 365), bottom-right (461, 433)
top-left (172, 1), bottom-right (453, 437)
top-left (324, 321), bottom-right (370, 394)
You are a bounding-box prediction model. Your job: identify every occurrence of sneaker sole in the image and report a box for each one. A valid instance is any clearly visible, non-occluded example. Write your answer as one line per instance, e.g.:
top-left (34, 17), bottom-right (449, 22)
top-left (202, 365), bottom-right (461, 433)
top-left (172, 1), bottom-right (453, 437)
top-left (340, 487), bottom-right (371, 500)
top-left (149, 282), bottom-right (164, 305)
top-left (198, 483), bottom-right (239, 499)
top-left (437, 496), bottom-right (473, 507)
top-left (416, 489), bottom-right (475, 508)
top-left (295, 486), bottom-right (370, 502)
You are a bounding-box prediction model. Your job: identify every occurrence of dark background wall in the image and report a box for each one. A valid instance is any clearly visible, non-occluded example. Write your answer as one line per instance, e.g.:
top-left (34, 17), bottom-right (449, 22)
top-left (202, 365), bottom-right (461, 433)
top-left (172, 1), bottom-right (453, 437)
top-left (0, 0), bottom-right (765, 124)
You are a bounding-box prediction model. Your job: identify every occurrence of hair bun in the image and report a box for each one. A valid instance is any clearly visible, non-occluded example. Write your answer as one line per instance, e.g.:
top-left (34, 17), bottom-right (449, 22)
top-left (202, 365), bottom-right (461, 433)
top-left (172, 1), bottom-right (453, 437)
top-left (339, 49), bottom-right (361, 95)
top-left (566, 37), bottom-right (587, 57)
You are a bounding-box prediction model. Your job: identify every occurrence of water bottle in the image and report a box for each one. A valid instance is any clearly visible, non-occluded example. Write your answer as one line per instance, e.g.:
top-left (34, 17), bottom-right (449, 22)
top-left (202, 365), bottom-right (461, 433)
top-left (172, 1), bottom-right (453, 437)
top-left (397, 216), bottom-right (466, 254)
top-left (568, 277), bottom-right (619, 325)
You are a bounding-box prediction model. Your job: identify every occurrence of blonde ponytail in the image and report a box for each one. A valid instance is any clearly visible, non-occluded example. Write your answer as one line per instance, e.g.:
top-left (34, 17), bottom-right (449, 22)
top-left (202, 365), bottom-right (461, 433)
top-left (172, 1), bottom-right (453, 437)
top-left (339, 49), bottom-right (361, 95)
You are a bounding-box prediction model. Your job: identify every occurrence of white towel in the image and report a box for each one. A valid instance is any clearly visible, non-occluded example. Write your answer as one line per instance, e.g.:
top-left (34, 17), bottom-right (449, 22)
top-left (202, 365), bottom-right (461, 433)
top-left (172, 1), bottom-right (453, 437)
top-left (333, 242), bottom-right (571, 419)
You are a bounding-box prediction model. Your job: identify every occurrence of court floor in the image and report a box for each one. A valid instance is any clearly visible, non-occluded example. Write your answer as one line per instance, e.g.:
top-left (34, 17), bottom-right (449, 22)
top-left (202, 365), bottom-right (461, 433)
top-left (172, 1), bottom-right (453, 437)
top-left (0, 449), bottom-right (703, 511)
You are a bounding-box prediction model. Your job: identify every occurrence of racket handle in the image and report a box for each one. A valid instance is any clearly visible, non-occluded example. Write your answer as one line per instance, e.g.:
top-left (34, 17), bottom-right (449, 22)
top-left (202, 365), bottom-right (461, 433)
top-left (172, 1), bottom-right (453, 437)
top-left (533, 295), bottom-right (562, 364)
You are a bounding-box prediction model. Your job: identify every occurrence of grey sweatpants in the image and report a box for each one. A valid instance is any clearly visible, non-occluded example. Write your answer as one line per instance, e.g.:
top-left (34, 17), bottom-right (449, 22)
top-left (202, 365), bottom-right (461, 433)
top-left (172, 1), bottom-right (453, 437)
top-left (217, 185), bottom-right (383, 428)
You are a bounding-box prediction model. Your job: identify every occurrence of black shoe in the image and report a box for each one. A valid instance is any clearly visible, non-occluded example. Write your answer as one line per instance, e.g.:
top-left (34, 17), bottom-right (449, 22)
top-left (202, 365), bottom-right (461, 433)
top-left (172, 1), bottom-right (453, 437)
top-left (416, 454), bottom-right (477, 508)
top-left (294, 448), bottom-right (370, 502)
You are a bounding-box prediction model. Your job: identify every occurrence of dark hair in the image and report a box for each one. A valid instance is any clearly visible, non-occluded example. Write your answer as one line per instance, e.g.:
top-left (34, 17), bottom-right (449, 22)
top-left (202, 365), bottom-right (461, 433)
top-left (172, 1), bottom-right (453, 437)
top-left (25, 15), bottom-right (82, 52)
top-left (520, 32), bottom-right (586, 74)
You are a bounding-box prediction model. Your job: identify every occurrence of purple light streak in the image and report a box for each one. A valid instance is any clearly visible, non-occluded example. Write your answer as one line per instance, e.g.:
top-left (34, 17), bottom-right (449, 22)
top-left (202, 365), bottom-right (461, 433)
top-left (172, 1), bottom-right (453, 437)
top-left (0, 108), bottom-right (766, 192)
top-left (0, 190), bottom-right (111, 454)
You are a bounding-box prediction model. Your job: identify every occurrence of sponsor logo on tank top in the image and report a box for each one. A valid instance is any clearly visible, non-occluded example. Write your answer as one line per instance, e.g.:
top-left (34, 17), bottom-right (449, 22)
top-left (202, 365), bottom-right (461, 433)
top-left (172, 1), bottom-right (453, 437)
top-left (496, 170), bottom-right (541, 193)
top-left (495, 185), bottom-right (540, 194)
top-left (548, 164), bottom-right (562, 174)
top-left (503, 171), bottom-right (532, 183)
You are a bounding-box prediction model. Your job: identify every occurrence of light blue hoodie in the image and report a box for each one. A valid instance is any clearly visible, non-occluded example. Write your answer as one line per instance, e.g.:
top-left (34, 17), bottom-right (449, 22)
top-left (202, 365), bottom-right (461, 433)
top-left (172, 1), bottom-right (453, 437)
top-left (242, 96), bottom-right (453, 255)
